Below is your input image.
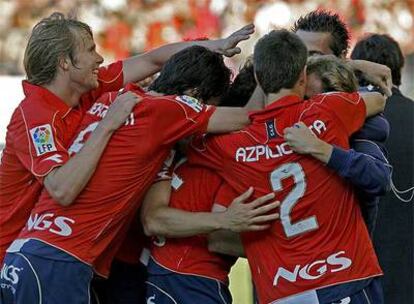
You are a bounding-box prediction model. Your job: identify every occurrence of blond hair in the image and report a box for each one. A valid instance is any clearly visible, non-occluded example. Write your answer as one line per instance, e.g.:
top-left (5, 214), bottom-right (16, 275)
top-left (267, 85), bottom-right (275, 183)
top-left (306, 55), bottom-right (358, 93)
top-left (24, 12), bottom-right (93, 85)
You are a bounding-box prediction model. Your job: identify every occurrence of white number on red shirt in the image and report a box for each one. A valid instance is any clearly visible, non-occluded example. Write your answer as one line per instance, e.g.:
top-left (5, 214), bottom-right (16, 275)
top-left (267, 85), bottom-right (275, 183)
top-left (270, 162), bottom-right (318, 237)
top-left (68, 122), bottom-right (99, 155)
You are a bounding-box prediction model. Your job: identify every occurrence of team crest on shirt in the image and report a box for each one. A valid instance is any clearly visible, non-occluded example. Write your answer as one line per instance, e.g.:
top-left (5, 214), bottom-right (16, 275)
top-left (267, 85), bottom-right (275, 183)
top-left (175, 95), bottom-right (203, 113)
top-left (30, 124), bottom-right (57, 156)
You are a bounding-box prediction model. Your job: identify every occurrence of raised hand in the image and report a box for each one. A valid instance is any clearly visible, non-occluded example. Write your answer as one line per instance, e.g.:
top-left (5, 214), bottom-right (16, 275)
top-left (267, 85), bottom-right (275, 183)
top-left (216, 24), bottom-right (255, 57)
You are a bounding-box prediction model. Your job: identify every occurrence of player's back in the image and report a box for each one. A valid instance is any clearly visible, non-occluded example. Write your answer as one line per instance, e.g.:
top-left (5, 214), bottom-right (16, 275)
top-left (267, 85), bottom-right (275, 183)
top-left (189, 93), bottom-right (382, 303)
top-left (151, 161), bottom-right (236, 283)
top-left (18, 83), bottom-right (215, 276)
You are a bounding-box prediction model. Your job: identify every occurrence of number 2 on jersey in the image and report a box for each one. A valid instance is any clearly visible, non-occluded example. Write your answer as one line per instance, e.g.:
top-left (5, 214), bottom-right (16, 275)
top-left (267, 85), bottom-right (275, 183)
top-left (68, 122), bottom-right (99, 155)
top-left (270, 162), bottom-right (318, 237)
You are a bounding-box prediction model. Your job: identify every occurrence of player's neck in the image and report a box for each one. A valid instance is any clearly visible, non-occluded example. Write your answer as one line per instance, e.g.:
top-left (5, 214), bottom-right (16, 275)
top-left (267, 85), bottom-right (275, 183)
top-left (265, 89), bottom-right (301, 107)
top-left (43, 78), bottom-right (83, 108)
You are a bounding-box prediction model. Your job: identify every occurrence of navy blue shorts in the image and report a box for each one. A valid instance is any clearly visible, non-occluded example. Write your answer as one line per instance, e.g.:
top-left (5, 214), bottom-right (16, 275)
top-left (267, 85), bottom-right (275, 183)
top-left (274, 278), bottom-right (383, 304)
top-left (328, 278), bottom-right (383, 304)
top-left (92, 259), bottom-right (147, 304)
top-left (0, 239), bottom-right (94, 304)
top-left (145, 258), bottom-right (232, 304)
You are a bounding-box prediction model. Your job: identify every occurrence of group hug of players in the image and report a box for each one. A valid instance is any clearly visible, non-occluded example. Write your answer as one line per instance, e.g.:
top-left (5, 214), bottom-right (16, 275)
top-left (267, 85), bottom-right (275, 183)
top-left (0, 8), bottom-right (398, 304)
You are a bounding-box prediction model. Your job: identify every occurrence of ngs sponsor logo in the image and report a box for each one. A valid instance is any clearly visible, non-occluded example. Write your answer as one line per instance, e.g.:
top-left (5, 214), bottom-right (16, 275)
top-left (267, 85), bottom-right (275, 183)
top-left (0, 263), bottom-right (23, 285)
top-left (27, 213), bottom-right (75, 236)
top-left (273, 251), bottom-right (352, 286)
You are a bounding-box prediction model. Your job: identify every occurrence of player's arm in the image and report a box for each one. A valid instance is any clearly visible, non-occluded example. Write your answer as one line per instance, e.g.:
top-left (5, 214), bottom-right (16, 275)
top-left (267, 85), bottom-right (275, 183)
top-left (244, 85), bottom-right (266, 111)
top-left (141, 183), bottom-right (279, 237)
top-left (44, 92), bottom-right (140, 206)
top-left (348, 60), bottom-right (392, 96)
top-left (206, 85), bottom-right (266, 133)
top-left (207, 107), bottom-right (250, 133)
top-left (360, 92), bottom-right (386, 117)
top-left (122, 24), bottom-right (254, 84)
top-left (284, 122), bottom-right (391, 195)
top-left (208, 204), bottom-right (246, 257)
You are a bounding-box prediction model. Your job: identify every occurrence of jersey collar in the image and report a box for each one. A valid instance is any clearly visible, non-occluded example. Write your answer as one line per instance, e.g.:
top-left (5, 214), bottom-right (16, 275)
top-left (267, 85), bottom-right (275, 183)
top-left (249, 95), bottom-right (303, 122)
top-left (22, 81), bottom-right (72, 115)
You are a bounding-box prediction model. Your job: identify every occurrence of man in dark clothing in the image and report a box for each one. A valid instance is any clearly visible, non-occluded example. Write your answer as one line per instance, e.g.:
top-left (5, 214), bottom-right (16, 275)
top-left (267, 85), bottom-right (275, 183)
top-left (352, 33), bottom-right (414, 304)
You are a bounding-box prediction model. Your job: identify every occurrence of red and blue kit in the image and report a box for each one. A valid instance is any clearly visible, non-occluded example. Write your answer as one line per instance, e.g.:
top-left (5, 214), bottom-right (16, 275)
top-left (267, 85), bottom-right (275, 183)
top-left (150, 162), bottom-right (236, 283)
top-left (17, 83), bottom-right (216, 277)
top-left (0, 61), bottom-right (123, 263)
top-left (188, 92), bottom-right (383, 303)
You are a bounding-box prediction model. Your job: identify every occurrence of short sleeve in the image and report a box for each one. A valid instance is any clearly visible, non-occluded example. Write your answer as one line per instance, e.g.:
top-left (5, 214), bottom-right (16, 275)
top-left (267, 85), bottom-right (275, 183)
top-left (317, 92), bottom-right (366, 136)
top-left (15, 106), bottom-right (69, 181)
top-left (80, 61), bottom-right (124, 110)
top-left (147, 95), bottom-right (216, 146)
top-left (214, 183), bottom-right (238, 208)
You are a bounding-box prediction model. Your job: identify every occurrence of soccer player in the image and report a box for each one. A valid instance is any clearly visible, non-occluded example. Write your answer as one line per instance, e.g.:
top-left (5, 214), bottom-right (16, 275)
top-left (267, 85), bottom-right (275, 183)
top-left (293, 10), bottom-right (393, 96)
top-left (292, 10), bottom-right (392, 235)
top-left (0, 11), bottom-right (254, 265)
top-left (141, 95), bottom-right (279, 303)
top-left (0, 45), bottom-right (269, 304)
top-left (286, 55), bottom-right (391, 235)
top-left (187, 30), bottom-right (385, 303)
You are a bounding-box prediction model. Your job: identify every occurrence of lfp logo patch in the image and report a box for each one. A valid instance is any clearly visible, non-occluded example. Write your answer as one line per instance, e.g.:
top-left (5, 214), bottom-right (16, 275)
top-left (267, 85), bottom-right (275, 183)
top-left (30, 124), bottom-right (57, 156)
top-left (176, 95), bottom-right (203, 113)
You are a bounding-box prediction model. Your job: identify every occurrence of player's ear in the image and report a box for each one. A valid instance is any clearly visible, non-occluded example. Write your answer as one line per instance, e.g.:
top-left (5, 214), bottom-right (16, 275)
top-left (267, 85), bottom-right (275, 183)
top-left (58, 56), bottom-right (70, 71)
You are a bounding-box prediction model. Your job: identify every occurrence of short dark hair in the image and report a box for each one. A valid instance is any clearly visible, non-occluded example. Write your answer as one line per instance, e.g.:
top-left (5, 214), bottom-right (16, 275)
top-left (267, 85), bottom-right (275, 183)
top-left (220, 56), bottom-right (256, 107)
top-left (254, 30), bottom-right (307, 94)
top-left (292, 10), bottom-right (350, 57)
top-left (149, 46), bottom-right (231, 101)
top-left (351, 34), bottom-right (404, 86)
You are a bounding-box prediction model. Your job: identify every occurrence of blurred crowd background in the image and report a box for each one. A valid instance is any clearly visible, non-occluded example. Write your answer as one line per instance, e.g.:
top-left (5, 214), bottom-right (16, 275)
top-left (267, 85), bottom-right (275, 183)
top-left (0, 0), bottom-right (413, 146)
top-left (0, 0), bottom-right (413, 79)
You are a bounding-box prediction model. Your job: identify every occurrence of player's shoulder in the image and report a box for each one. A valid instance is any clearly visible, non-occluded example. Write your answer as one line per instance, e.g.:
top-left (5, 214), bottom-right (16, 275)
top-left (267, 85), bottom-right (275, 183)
top-left (18, 96), bottom-right (61, 128)
top-left (143, 94), bottom-right (208, 118)
top-left (310, 91), bottom-right (362, 105)
top-left (97, 61), bottom-right (123, 83)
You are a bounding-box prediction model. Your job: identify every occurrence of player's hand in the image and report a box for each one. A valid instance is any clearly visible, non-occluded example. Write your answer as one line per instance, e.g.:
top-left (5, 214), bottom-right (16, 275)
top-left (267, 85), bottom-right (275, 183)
top-left (215, 24), bottom-right (255, 57)
top-left (222, 187), bottom-right (280, 232)
top-left (350, 60), bottom-right (392, 97)
top-left (283, 122), bottom-right (319, 154)
top-left (101, 91), bottom-right (141, 131)
top-left (284, 122), bottom-right (333, 164)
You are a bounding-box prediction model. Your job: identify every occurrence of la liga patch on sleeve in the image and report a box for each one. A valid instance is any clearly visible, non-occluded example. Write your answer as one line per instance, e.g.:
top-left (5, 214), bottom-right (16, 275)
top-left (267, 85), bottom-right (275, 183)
top-left (30, 124), bottom-right (58, 156)
top-left (175, 95), bottom-right (203, 113)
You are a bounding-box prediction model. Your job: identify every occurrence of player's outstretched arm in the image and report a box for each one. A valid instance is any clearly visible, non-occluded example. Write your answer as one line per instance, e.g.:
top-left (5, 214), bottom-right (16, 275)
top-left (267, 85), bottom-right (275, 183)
top-left (44, 92), bottom-right (140, 206)
top-left (122, 24), bottom-right (255, 85)
top-left (360, 92), bottom-right (386, 117)
top-left (141, 184), bottom-right (279, 238)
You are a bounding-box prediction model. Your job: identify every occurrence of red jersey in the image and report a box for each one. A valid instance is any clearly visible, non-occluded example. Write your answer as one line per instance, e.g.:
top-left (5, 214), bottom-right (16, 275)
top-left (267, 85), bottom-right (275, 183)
top-left (188, 93), bottom-right (383, 303)
top-left (17, 83), bottom-right (216, 277)
top-left (151, 161), bottom-right (236, 283)
top-left (0, 61), bottom-right (123, 263)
